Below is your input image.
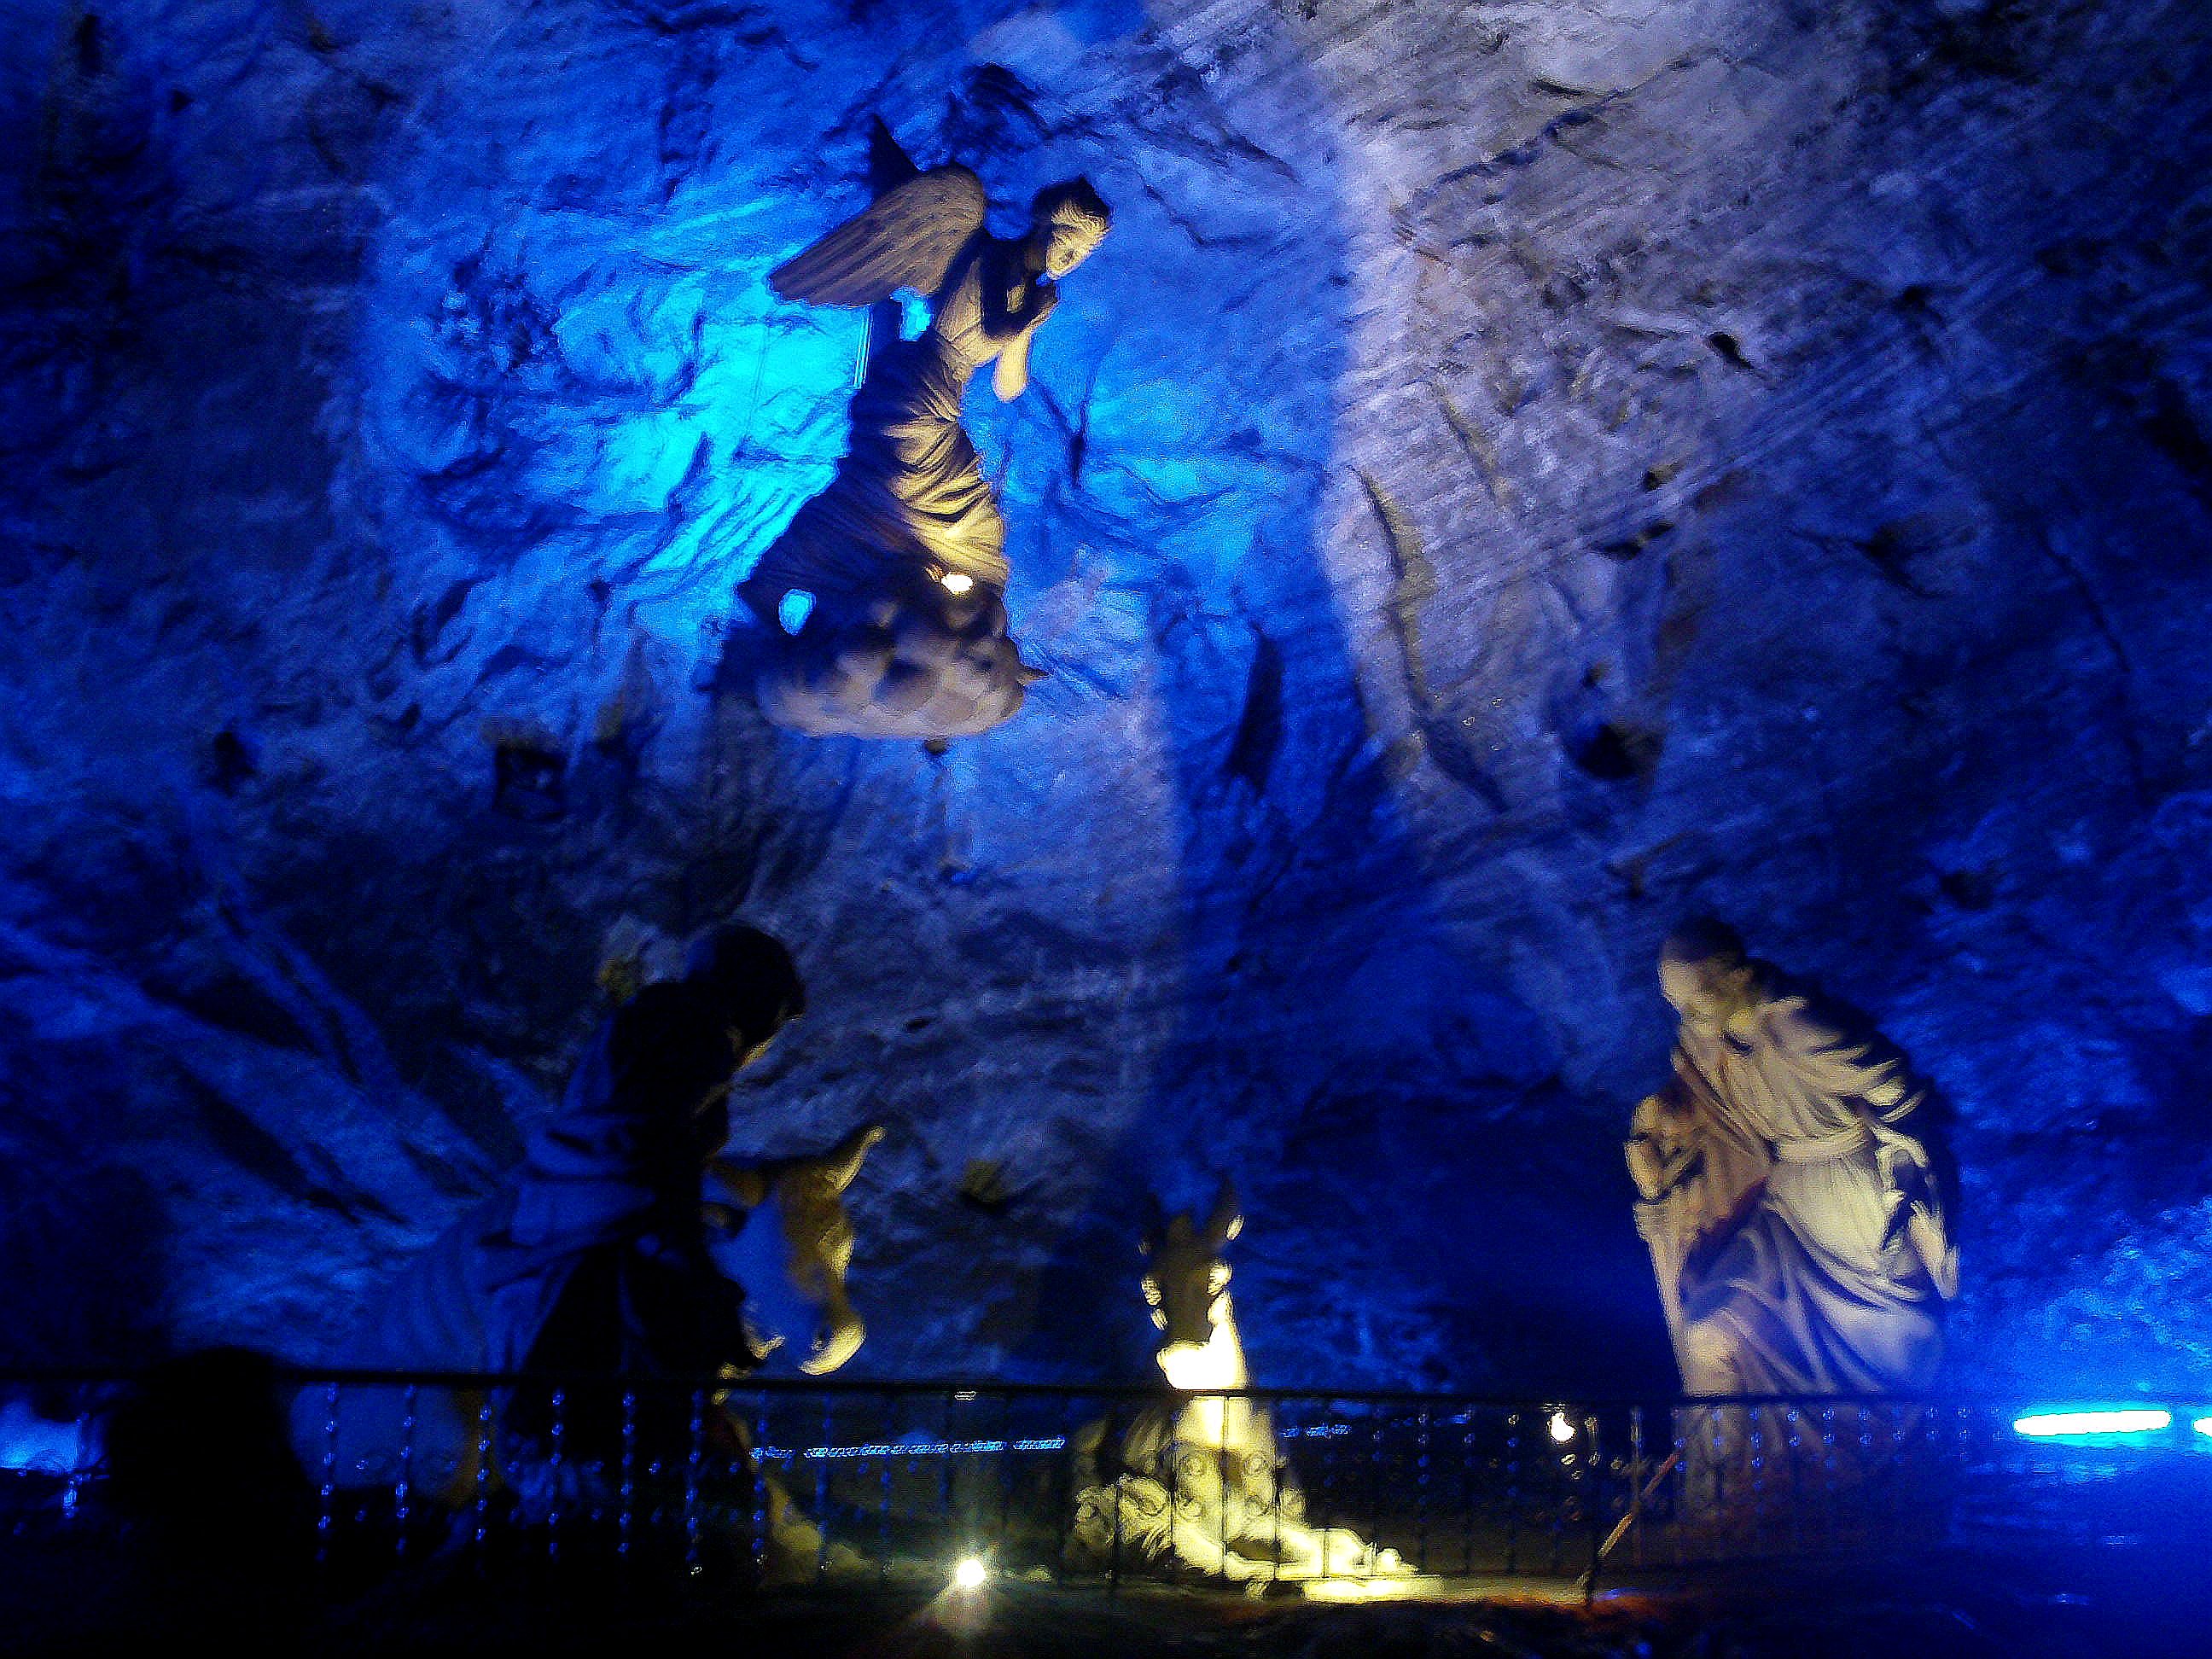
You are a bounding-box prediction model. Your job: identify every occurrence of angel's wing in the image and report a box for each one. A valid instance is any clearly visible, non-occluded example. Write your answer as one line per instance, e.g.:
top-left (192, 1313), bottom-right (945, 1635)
top-left (768, 167), bottom-right (988, 308)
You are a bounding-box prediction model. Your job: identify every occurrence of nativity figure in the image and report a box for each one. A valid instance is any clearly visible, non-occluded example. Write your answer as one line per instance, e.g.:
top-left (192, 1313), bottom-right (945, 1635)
top-left (731, 142), bottom-right (1110, 740)
top-left (1071, 1185), bottom-right (1410, 1589)
top-left (294, 924), bottom-right (882, 1574)
top-left (1627, 919), bottom-right (1959, 1399)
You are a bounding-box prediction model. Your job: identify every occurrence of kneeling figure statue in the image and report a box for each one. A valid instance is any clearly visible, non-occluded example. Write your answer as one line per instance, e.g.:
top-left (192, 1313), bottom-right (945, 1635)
top-left (299, 926), bottom-right (882, 1577)
top-left (1627, 919), bottom-right (1959, 1399)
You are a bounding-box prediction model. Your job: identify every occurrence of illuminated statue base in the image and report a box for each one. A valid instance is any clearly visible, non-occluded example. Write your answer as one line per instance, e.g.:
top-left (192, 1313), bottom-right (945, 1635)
top-left (1069, 1458), bottom-right (1407, 1590)
top-left (731, 556), bottom-right (1038, 741)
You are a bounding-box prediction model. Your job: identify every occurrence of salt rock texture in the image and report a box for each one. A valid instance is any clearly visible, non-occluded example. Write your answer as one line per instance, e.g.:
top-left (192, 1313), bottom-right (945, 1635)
top-left (3, 0), bottom-right (2209, 1393)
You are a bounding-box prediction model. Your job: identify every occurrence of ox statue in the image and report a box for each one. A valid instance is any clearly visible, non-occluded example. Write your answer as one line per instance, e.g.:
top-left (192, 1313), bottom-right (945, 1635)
top-left (1070, 1184), bottom-right (1408, 1589)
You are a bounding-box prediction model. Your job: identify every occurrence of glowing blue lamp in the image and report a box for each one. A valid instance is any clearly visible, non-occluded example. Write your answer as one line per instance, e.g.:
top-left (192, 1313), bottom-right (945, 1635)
top-left (2012, 1407), bottom-right (2171, 1439)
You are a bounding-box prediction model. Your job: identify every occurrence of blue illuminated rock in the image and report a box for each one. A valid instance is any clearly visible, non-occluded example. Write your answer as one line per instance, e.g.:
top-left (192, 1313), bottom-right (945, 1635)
top-left (0, 0), bottom-right (2208, 1394)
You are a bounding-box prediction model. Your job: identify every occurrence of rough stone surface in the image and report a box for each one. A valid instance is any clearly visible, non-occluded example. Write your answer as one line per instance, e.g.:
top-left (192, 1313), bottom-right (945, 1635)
top-left (3, 0), bottom-right (2209, 1393)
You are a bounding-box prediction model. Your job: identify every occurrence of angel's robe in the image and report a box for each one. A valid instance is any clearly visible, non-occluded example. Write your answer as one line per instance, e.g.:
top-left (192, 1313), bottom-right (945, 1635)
top-left (752, 179), bottom-right (1035, 602)
top-left (1651, 974), bottom-right (1958, 1396)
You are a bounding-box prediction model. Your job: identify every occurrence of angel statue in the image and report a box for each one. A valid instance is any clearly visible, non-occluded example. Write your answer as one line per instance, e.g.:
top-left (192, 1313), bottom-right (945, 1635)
top-left (730, 140), bottom-right (1112, 741)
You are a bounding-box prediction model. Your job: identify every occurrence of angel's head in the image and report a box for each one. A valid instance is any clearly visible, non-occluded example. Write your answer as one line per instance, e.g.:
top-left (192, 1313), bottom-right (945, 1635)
top-left (1027, 178), bottom-right (1112, 277)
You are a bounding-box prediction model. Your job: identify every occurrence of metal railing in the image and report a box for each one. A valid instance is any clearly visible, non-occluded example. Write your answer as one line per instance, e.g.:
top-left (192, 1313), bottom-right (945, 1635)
top-left (4, 1372), bottom-right (2207, 1602)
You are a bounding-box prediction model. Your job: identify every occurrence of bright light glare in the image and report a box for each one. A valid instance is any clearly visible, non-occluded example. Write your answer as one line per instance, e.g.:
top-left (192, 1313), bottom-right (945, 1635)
top-left (1548, 1409), bottom-right (1575, 1444)
top-left (1156, 1335), bottom-right (1240, 1393)
top-left (2012, 1408), bottom-right (2171, 1438)
top-left (1301, 1576), bottom-right (1422, 1603)
top-left (952, 1556), bottom-right (987, 1591)
top-left (2194, 1417), bottom-right (2212, 1439)
top-left (940, 572), bottom-right (975, 595)
top-left (777, 588), bottom-right (816, 634)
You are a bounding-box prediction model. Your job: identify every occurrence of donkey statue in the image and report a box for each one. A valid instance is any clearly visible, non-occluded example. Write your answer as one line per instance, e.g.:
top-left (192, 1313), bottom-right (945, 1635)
top-left (1070, 1183), bottom-right (1406, 1587)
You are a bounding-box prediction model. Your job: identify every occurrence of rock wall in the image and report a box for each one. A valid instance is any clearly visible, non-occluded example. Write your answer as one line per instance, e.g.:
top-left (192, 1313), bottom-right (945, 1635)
top-left (3, 0), bottom-right (2208, 1393)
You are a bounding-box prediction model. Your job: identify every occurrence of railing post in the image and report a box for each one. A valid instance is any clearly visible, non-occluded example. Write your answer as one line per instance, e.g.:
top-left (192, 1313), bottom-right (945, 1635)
top-left (1504, 1408), bottom-right (1522, 1575)
top-left (1415, 1406), bottom-right (1432, 1575)
top-left (544, 1386), bottom-right (563, 1561)
top-left (998, 1388), bottom-right (1015, 1575)
top-left (1629, 1404), bottom-right (1645, 1570)
top-left (61, 1385), bottom-right (87, 1527)
top-left (1857, 1403), bottom-right (1873, 1545)
top-left (1268, 1399), bottom-right (1286, 1591)
top-left (1747, 1400), bottom-right (1764, 1557)
top-left (879, 1389), bottom-right (895, 1587)
top-left (940, 1391), bottom-right (958, 1573)
top-left (749, 1393), bottom-right (770, 1586)
top-left (1369, 1404), bottom-right (1388, 1580)
top-left (1459, 1404), bottom-right (1478, 1576)
top-left (396, 1382), bottom-right (416, 1562)
top-left (942, 1380), bottom-right (959, 1575)
top-left (1663, 1406), bottom-right (1680, 1575)
top-left (1819, 1403), bottom-right (1837, 1549)
top-left (1545, 1408), bottom-right (1567, 1575)
top-left (684, 1387), bottom-right (705, 1579)
top-left (1217, 1394), bottom-right (1231, 1588)
top-left (1167, 1400), bottom-right (1182, 1582)
top-left (619, 1388), bottom-right (637, 1562)
top-left (1786, 1404), bottom-right (1803, 1553)
top-left (1318, 1398), bottom-right (1337, 1579)
top-left (1581, 1411), bottom-right (1602, 1604)
top-left (474, 1390), bottom-right (495, 1564)
top-left (1051, 1393), bottom-right (1072, 1586)
top-left (318, 1380), bottom-right (339, 1573)
top-left (816, 1396), bottom-right (834, 1581)
top-left (1708, 1404), bottom-right (1726, 1523)
top-left (1108, 1399), bottom-right (1123, 1594)
top-left (1951, 1401), bottom-right (1972, 1547)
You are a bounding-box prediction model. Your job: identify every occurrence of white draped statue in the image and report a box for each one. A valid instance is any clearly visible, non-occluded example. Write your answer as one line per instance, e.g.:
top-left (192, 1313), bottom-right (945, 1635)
top-left (1627, 921), bottom-right (1959, 1396)
top-left (732, 154), bottom-right (1110, 740)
